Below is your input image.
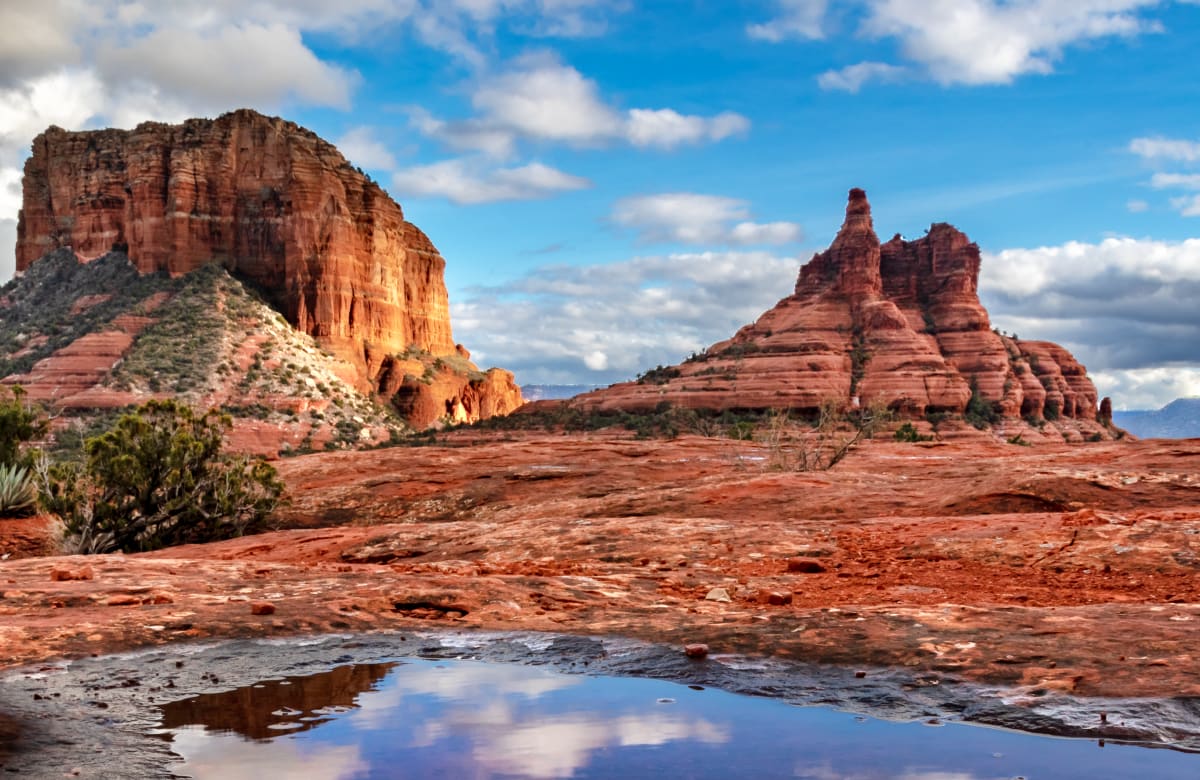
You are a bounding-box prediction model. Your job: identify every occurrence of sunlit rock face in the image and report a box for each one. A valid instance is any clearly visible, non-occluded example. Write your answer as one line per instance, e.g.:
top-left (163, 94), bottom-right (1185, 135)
top-left (16, 110), bottom-right (453, 376)
top-left (14, 109), bottom-right (522, 426)
top-left (572, 188), bottom-right (1105, 438)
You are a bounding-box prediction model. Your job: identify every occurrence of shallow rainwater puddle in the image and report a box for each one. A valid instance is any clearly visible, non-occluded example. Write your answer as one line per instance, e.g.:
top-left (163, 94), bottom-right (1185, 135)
top-left (156, 658), bottom-right (1198, 779)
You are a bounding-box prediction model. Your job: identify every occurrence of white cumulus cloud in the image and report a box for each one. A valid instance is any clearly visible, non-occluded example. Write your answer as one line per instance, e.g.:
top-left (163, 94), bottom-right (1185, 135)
top-left (392, 158), bottom-right (590, 204)
top-left (335, 127), bottom-right (399, 171)
top-left (747, 0), bottom-right (829, 41)
top-left (859, 0), bottom-right (1161, 86)
top-left (817, 61), bottom-right (907, 92)
top-left (412, 54), bottom-right (750, 156)
top-left (1130, 135), bottom-right (1200, 163)
top-left (625, 109), bottom-right (749, 149)
top-left (1131, 135), bottom-right (1200, 215)
top-left (762, 0), bottom-right (1170, 90)
top-left (612, 193), bottom-right (801, 246)
top-left (452, 250), bottom-right (799, 382)
top-left (1170, 194), bottom-right (1200, 217)
top-left (981, 236), bottom-right (1200, 408)
top-left (96, 22), bottom-right (357, 112)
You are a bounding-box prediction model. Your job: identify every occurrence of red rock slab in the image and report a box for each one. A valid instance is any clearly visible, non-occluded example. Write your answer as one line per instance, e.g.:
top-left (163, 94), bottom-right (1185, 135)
top-left (2, 433), bottom-right (1198, 698)
top-left (3, 331), bottom-right (134, 404)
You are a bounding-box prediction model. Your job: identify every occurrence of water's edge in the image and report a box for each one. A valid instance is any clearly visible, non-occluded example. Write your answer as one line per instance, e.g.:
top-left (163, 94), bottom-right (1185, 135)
top-left (2, 630), bottom-right (1198, 777)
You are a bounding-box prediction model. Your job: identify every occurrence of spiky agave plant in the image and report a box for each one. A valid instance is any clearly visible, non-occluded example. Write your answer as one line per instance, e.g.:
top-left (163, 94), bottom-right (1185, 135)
top-left (0, 463), bottom-right (37, 516)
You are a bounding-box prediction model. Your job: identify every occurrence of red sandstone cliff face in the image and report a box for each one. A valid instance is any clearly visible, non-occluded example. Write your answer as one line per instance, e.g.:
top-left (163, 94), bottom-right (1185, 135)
top-left (574, 189), bottom-right (1109, 441)
top-left (14, 110), bottom-right (522, 426)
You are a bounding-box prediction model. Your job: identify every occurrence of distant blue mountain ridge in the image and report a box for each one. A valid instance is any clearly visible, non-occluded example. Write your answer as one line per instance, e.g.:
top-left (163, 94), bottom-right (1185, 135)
top-left (1113, 398), bottom-right (1200, 439)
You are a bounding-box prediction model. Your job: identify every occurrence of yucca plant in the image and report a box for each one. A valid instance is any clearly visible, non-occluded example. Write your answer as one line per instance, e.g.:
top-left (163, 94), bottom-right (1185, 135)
top-left (0, 463), bottom-right (37, 516)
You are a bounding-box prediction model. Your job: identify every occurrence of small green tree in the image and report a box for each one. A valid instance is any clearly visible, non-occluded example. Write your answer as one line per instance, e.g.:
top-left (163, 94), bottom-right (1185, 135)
top-left (964, 378), bottom-right (1003, 430)
top-left (40, 400), bottom-right (284, 553)
top-left (0, 386), bottom-right (48, 468)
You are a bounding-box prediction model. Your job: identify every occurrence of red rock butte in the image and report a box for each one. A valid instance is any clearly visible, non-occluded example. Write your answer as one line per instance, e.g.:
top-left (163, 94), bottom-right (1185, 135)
top-left (14, 109), bottom-right (522, 425)
top-left (575, 188), bottom-right (1108, 438)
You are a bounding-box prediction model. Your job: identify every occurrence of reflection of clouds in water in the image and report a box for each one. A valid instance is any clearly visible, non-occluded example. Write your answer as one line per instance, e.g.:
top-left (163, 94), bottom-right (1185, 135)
top-left (354, 662), bottom-right (730, 779)
top-left (395, 661), bottom-right (580, 701)
top-left (793, 762), bottom-right (879, 780)
top-left (481, 717), bottom-right (609, 778)
top-left (613, 714), bottom-right (727, 746)
top-left (170, 726), bottom-right (367, 780)
top-left (348, 661), bottom-right (576, 731)
top-left (411, 699), bottom-right (515, 747)
top-left (343, 682), bottom-right (407, 731)
top-left (474, 713), bottom-right (729, 779)
top-left (794, 766), bottom-right (1000, 780)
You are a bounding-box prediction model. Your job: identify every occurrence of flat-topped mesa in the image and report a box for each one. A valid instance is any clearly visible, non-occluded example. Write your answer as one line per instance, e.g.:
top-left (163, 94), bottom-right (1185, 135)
top-left (16, 110), bottom-right (455, 376)
top-left (13, 110), bottom-right (522, 427)
top-left (572, 188), bottom-right (1113, 442)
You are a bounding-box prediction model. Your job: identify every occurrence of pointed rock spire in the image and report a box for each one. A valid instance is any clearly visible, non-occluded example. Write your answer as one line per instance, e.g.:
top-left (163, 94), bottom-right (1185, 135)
top-left (834, 187), bottom-right (876, 247)
top-left (797, 188), bottom-right (882, 297)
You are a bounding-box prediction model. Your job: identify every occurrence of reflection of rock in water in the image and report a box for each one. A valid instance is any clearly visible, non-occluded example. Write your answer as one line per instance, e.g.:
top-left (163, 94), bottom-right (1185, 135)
top-left (159, 662), bottom-right (396, 741)
top-left (0, 712), bottom-right (21, 764)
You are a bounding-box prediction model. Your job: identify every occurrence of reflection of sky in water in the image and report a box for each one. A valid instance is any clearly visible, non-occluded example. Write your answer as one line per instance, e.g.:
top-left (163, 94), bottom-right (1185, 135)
top-left (163, 659), bottom-right (1200, 779)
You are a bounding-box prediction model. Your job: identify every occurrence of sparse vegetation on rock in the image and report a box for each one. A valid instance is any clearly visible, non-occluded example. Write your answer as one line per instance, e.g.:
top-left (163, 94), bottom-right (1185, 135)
top-left (39, 400), bottom-right (284, 554)
top-left (893, 422), bottom-right (932, 443)
top-left (762, 400), bottom-right (891, 471)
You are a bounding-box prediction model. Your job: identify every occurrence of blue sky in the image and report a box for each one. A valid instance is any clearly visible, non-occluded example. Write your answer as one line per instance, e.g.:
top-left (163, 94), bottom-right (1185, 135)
top-left (2, 1), bottom-right (1199, 407)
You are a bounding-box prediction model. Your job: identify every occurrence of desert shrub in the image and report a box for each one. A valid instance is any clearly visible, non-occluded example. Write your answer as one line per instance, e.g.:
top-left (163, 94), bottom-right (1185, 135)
top-left (1023, 413), bottom-right (1046, 429)
top-left (1007, 434), bottom-right (1031, 447)
top-left (728, 420), bottom-right (756, 441)
top-left (0, 386), bottom-right (48, 468)
top-left (763, 400), bottom-right (890, 471)
top-left (39, 400), bottom-right (284, 554)
top-left (0, 464), bottom-right (37, 516)
top-left (636, 365), bottom-right (682, 385)
top-left (1044, 399), bottom-right (1061, 421)
top-left (964, 380), bottom-right (1003, 430)
top-left (923, 409), bottom-right (950, 430)
top-left (893, 422), bottom-right (932, 443)
top-left (848, 331), bottom-right (870, 395)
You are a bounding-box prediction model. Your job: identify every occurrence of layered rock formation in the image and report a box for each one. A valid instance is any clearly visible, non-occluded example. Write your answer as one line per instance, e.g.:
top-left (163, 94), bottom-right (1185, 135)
top-left (12, 110), bottom-right (521, 426)
top-left (575, 189), bottom-right (1108, 439)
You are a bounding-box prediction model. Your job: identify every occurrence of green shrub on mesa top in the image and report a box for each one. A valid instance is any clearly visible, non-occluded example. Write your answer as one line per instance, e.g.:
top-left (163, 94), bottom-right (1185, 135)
top-left (40, 400), bottom-right (284, 554)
